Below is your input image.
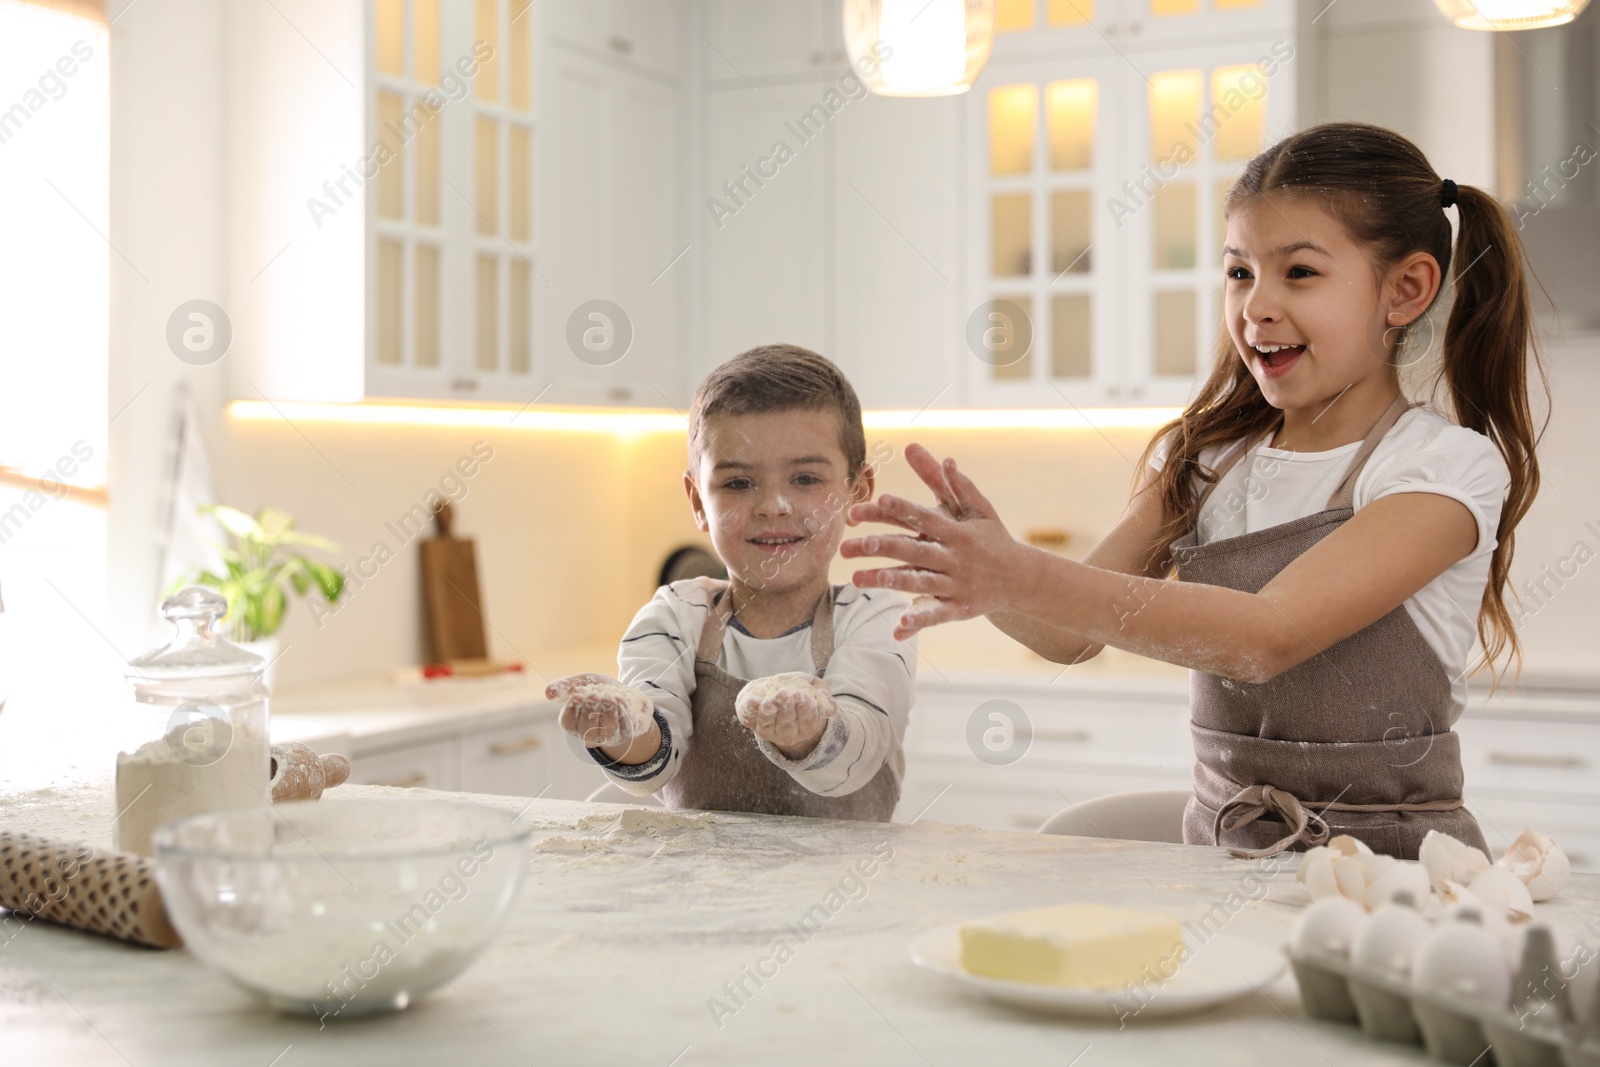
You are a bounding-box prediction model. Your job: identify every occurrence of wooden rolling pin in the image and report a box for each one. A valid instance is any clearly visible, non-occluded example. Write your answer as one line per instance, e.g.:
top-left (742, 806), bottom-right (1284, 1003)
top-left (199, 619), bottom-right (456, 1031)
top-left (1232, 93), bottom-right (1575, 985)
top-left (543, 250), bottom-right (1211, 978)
top-left (0, 832), bottom-right (181, 949)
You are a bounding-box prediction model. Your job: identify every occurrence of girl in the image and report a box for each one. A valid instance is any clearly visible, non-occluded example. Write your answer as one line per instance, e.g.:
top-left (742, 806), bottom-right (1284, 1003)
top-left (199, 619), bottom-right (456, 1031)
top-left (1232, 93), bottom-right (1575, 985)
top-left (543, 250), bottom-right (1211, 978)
top-left (841, 121), bottom-right (1545, 860)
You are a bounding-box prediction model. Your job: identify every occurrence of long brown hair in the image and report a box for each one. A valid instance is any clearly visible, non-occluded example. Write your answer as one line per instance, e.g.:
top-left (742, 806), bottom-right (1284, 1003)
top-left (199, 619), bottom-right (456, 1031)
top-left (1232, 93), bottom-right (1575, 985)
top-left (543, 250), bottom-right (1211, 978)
top-left (1136, 121), bottom-right (1547, 686)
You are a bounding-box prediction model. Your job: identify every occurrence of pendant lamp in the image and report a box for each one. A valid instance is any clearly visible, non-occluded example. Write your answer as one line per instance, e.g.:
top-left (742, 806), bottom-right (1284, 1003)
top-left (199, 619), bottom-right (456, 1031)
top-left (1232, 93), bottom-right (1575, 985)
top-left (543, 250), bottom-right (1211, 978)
top-left (1433, 0), bottom-right (1588, 29)
top-left (843, 0), bottom-right (997, 97)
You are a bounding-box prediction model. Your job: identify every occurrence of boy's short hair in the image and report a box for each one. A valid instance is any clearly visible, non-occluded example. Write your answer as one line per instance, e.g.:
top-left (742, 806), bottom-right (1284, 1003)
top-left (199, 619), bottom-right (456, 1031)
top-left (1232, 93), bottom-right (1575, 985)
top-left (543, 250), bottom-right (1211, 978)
top-left (687, 344), bottom-right (867, 479)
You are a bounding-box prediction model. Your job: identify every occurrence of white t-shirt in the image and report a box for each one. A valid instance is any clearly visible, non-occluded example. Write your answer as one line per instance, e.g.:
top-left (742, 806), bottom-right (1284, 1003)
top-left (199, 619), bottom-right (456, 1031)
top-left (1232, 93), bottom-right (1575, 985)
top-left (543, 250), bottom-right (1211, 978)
top-left (597, 578), bottom-right (917, 798)
top-left (1149, 403), bottom-right (1510, 723)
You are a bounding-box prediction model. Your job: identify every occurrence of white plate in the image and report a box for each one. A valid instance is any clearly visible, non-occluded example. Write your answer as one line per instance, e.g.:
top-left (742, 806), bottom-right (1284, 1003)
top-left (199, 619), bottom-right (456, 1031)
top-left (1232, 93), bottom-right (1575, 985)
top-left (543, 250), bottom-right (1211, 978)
top-left (909, 924), bottom-right (1287, 1020)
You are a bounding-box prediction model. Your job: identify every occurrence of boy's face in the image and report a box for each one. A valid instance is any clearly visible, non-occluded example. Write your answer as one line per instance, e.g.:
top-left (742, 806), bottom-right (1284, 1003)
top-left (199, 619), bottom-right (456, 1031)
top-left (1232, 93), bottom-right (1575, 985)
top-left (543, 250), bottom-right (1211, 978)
top-left (685, 408), bottom-right (874, 597)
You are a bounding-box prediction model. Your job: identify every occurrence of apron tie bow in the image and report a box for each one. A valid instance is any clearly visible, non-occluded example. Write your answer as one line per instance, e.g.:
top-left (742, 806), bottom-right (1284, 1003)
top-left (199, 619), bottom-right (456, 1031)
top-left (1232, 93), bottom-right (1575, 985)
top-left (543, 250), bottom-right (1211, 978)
top-left (1213, 784), bottom-right (1331, 859)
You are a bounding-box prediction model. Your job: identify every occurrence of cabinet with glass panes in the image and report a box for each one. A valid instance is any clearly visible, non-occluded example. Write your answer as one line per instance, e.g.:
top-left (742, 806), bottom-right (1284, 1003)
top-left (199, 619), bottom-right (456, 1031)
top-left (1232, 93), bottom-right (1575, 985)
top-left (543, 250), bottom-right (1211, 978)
top-left (366, 0), bottom-right (538, 403)
top-left (968, 0), bottom-right (1300, 407)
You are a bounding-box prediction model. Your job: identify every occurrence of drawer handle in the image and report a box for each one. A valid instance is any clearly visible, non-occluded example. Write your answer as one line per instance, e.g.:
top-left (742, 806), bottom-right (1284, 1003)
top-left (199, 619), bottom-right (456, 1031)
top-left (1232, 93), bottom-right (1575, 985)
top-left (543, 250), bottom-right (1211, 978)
top-left (375, 771), bottom-right (428, 788)
top-left (489, 735), bottom-right (544, 757)
top-left (608, 35), bottom-right (633, 55)
top-left (1034, 728), bottom-right (1090, 743)
top-left (1487, 751), bottom-right (1586, 769)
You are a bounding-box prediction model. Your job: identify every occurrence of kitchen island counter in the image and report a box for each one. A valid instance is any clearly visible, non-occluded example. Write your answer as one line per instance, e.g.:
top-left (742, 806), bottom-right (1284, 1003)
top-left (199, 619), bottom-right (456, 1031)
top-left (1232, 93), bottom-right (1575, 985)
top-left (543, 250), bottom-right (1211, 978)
top-left (3, 774), bottom-right (1597, 1066)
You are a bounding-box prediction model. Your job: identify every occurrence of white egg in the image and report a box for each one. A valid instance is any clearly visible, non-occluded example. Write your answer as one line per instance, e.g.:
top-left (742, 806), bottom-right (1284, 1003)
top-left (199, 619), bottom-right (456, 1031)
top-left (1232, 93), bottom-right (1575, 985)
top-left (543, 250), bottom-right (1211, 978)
top-left (1365, 860), bottom-right (1430, 910)
top-left (1290, 895), bottom-right (1369, 959)
top-left (1467, 867), bottom-right (1535, 921)
top-left (1413, 918), bottom-right (1514, 1007)
top-left (1351, 899), bottom-right (1433, 976)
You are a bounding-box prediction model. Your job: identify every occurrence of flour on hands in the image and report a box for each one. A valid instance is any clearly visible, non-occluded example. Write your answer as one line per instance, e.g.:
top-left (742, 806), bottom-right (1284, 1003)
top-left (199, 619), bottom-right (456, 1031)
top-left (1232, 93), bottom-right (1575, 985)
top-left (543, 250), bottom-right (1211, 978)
top-left (547, 673), bottom-right (654, 749)
top-left (734, 671), bottom-right (837, 754)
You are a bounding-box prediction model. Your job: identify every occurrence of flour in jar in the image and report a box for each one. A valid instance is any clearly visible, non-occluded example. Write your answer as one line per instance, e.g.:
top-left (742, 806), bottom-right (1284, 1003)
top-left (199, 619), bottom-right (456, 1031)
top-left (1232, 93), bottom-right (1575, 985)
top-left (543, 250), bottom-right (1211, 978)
top-left (114, 716), bottom-right (270, 858)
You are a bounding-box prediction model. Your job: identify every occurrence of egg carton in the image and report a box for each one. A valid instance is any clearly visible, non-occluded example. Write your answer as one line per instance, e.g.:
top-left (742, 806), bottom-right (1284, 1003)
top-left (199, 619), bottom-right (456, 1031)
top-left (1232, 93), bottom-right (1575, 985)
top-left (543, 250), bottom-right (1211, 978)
top-left (1289, 928), bottom-right (1600, 1067)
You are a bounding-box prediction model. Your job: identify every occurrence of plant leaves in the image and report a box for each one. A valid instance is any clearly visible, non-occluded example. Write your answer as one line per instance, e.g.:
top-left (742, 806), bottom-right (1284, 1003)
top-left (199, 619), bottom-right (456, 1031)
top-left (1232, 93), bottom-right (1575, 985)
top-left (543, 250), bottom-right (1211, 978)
top-left (200, 504), bottom-right (263, 542)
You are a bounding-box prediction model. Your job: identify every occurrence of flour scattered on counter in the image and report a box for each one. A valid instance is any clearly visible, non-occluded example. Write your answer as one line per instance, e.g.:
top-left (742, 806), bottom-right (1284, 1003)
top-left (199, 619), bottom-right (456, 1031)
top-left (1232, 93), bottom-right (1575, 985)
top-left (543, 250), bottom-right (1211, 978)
top-left (533, 808), bottom-right (720, 860)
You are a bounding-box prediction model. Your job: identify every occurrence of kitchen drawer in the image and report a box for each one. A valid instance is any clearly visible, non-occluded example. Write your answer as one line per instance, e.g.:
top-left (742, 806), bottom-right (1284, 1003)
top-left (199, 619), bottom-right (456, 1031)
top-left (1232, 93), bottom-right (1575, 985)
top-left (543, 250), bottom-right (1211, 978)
top-left (348, 739), bottom-right (459, 792)
top-left (1458, 717), bottom-right (1600, 800)
top-left (899, 757), bottom-right (1193, 834)
top-left (907, 689), bottom-right (1193, 770)
top-left (457, 719), bottom-right (557, 798)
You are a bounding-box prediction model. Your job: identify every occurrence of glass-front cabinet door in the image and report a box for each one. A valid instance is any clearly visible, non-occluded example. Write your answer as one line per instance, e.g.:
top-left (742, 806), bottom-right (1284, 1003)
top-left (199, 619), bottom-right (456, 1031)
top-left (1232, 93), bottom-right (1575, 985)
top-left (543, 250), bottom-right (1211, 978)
top-left (969, 1), bottom-right (1297, 407)
top-left (966, 56), bottom-right (1125, 407)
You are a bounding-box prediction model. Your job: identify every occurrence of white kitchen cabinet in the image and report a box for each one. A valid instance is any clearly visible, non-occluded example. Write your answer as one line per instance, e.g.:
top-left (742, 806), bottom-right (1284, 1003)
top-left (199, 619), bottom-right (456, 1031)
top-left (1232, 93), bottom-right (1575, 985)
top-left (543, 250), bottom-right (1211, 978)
top-left (348, 735), bottom-right (460, 790)
top-left (698, 72), bottom-right (966, 410)
top-left (967, 12), bottom-right (1300, 407)
top-left (542, 0), bottom-right (684, 78)
top-left (699, 83), bottom-right (836, 385)
top-left (700, 0), bottom-right (844, 84)
top-left (900, 680), bottom-right (1600, 873)
top-left (231, 0), bottom-right (680, 407)
top-left (536, 46), bottom-right (686, 406)
top-left (456, 716), bottom-right (557, 796)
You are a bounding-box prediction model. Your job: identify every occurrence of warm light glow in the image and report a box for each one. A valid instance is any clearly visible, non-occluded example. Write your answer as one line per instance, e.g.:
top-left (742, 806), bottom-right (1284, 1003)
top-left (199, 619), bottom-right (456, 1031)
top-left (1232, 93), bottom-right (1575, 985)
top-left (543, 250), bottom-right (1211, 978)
top-left (1210, 65), bottom-right (1267, 161)
top-left (228, 401), bottom-right (1181, 436)
top-left (1149, 70), bottom-right (1202, 164)
top-left (1433, 0), bottom-right (1588, 28)
top-left (843, 0), bottom-right (996, 97)
top-left (228, 401), bottom-right (687, 437)
top-left (863, 408), bottom-right (1182, 431)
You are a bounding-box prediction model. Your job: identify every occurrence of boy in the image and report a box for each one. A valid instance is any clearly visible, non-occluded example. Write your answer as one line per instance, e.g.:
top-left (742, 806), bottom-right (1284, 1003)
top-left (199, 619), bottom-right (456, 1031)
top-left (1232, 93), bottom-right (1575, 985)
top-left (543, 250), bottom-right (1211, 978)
top-left (545, 345), bottom-right (915, 821)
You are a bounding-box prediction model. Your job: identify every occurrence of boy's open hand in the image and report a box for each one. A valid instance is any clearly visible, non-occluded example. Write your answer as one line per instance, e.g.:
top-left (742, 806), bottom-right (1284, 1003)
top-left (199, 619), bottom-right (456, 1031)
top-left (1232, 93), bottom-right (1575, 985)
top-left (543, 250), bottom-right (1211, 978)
top-left (735, 672), bottom-right (837, 760)
top-left (546, 673), bottom-right (654, 750)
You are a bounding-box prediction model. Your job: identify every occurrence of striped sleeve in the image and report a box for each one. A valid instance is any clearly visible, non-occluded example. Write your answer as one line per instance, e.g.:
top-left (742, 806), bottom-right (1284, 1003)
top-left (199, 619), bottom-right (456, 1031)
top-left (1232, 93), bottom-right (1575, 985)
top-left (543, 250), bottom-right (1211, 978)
top-left (599, 580), bottom-right (708, 796)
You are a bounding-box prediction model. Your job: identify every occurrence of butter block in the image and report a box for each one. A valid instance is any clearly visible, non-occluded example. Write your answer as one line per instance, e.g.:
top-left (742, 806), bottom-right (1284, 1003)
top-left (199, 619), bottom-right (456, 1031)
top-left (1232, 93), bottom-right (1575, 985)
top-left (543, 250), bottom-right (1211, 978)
top-left (958, 903), bottom-right (1185, 989)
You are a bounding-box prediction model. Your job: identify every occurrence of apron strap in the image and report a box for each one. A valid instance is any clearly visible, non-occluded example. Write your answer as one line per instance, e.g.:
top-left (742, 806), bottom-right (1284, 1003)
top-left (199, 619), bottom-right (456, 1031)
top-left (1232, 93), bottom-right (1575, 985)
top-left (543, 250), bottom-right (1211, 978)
top-left (1190, 430), bottom-right (1274, 516)
top-left (695, 581), bottom-right (837, 673)
top-left (1325, 394), bottom-right (1416, 511)
top-left (696, 582), bottom-right (734, 663)
top-left (808, 585), bottom-right (837, 673)
top-left (1188, 393), bottom-right (1417, 521)
top-left (1213, 781), bottom-right (1465, 859)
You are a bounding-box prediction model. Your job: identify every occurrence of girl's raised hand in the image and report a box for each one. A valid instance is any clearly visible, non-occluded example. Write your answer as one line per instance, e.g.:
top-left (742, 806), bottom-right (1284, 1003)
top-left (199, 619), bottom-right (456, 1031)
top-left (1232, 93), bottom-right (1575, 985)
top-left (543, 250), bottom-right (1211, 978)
top-left (840, 443), bottom-right (1030, 640)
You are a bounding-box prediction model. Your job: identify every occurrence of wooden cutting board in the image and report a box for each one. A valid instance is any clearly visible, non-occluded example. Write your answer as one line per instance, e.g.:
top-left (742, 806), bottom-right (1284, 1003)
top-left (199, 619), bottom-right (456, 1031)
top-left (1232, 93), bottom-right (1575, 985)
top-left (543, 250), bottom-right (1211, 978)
top-left (418, 501), bottom-right (488, 663)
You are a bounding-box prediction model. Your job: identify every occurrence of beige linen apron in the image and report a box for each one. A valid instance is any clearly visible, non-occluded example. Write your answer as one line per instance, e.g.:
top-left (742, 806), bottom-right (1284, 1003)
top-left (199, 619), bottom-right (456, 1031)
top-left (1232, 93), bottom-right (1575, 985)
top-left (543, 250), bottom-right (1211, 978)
top-left (660, 581), bottom-right (900, 821)
top-left (1171, 395), bottom-right (1488, 860)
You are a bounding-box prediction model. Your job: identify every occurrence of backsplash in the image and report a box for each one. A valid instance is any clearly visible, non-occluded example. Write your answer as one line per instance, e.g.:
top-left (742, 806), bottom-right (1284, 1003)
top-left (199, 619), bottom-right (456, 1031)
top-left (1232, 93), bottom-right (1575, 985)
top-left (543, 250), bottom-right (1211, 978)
top-left (215, 334), bottom-right (1600, 694)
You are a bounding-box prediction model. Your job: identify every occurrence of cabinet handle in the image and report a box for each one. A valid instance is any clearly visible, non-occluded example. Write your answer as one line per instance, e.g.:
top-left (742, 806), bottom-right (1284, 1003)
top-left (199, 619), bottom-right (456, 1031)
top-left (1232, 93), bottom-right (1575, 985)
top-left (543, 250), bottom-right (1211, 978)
top-left (608, 35), bottom-right (633, 55)
top-left (489, 735), bottom-right (544, 757)
top-left (1487, 751), bottom-right (1586, 769)
top-left (1034, 728), bottom-right (1090, 743)
top-left (810, 50), bottom-right (825, 65)
top-left (1129, 384), bottom-right (1144, 399)
top-left (451, 377), bottom-right (478, 392)
top-left (375, 771), bottom-right (429, 788)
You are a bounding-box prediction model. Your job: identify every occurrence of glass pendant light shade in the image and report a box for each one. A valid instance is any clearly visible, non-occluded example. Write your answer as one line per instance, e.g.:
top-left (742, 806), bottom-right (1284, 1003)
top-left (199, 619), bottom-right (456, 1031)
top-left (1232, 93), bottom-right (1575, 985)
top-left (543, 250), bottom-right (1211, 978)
top-left (843, 0), bottom-right (997, 97)
top-left (1432, 0), bottom-right (1589, 29)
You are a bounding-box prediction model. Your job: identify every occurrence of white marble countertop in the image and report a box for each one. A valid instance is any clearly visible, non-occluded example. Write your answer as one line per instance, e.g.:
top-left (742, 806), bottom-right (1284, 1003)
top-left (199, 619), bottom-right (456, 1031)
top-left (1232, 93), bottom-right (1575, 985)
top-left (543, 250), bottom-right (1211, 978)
top-left (3, 775), bottom-right (1598, 1066)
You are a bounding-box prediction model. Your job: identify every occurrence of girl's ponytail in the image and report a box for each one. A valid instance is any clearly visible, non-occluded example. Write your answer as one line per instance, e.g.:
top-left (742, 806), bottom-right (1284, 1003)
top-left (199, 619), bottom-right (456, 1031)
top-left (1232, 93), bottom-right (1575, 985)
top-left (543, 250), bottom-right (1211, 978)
top-left (1438, 183), bottom-right (1547, 685)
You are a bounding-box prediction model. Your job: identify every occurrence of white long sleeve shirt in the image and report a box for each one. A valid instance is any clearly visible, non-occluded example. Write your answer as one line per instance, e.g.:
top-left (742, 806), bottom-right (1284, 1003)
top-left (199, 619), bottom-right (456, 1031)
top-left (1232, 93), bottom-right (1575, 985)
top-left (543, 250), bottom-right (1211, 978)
top-left (593, 578), bottom-right (917, 799)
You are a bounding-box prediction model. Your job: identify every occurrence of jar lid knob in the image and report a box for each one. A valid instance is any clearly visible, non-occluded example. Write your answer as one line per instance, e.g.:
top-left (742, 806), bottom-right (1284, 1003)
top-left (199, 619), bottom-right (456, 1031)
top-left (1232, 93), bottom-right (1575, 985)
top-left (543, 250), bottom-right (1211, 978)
top-left (160, 587), bottom-right (228, 622)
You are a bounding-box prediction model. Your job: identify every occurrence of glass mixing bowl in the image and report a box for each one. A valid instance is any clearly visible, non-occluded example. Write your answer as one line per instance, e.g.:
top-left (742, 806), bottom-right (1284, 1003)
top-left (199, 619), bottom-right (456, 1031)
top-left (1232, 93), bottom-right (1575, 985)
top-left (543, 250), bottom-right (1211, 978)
top-left (153, 798), bottom-right (531, 1019)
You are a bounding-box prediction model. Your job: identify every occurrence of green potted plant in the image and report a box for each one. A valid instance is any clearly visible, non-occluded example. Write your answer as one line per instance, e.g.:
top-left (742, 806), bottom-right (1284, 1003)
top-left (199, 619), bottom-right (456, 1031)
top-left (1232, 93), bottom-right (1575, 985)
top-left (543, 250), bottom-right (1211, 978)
top-left (180, 504), bottom-right (345, 689)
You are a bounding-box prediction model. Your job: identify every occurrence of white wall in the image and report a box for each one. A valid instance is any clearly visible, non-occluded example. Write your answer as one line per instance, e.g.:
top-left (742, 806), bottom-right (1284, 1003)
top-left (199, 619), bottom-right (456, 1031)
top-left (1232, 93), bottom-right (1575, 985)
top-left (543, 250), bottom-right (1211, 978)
top-left (106, 0), bottom-right (230, 653)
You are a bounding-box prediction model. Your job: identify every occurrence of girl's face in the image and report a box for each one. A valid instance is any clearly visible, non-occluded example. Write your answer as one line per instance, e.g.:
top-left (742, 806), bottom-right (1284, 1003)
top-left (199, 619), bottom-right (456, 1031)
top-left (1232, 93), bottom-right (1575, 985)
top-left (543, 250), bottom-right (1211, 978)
top-left (685, 408), bottom-right (873, 598)
top-left (1222, 193), bottom-right (1398, 412)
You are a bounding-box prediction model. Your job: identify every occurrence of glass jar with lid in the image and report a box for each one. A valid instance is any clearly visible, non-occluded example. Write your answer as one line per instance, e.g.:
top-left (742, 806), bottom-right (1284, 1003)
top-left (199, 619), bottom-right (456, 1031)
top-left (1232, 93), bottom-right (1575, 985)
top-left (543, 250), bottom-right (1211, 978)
top-left (115, 587), bottom-right (271, 857)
